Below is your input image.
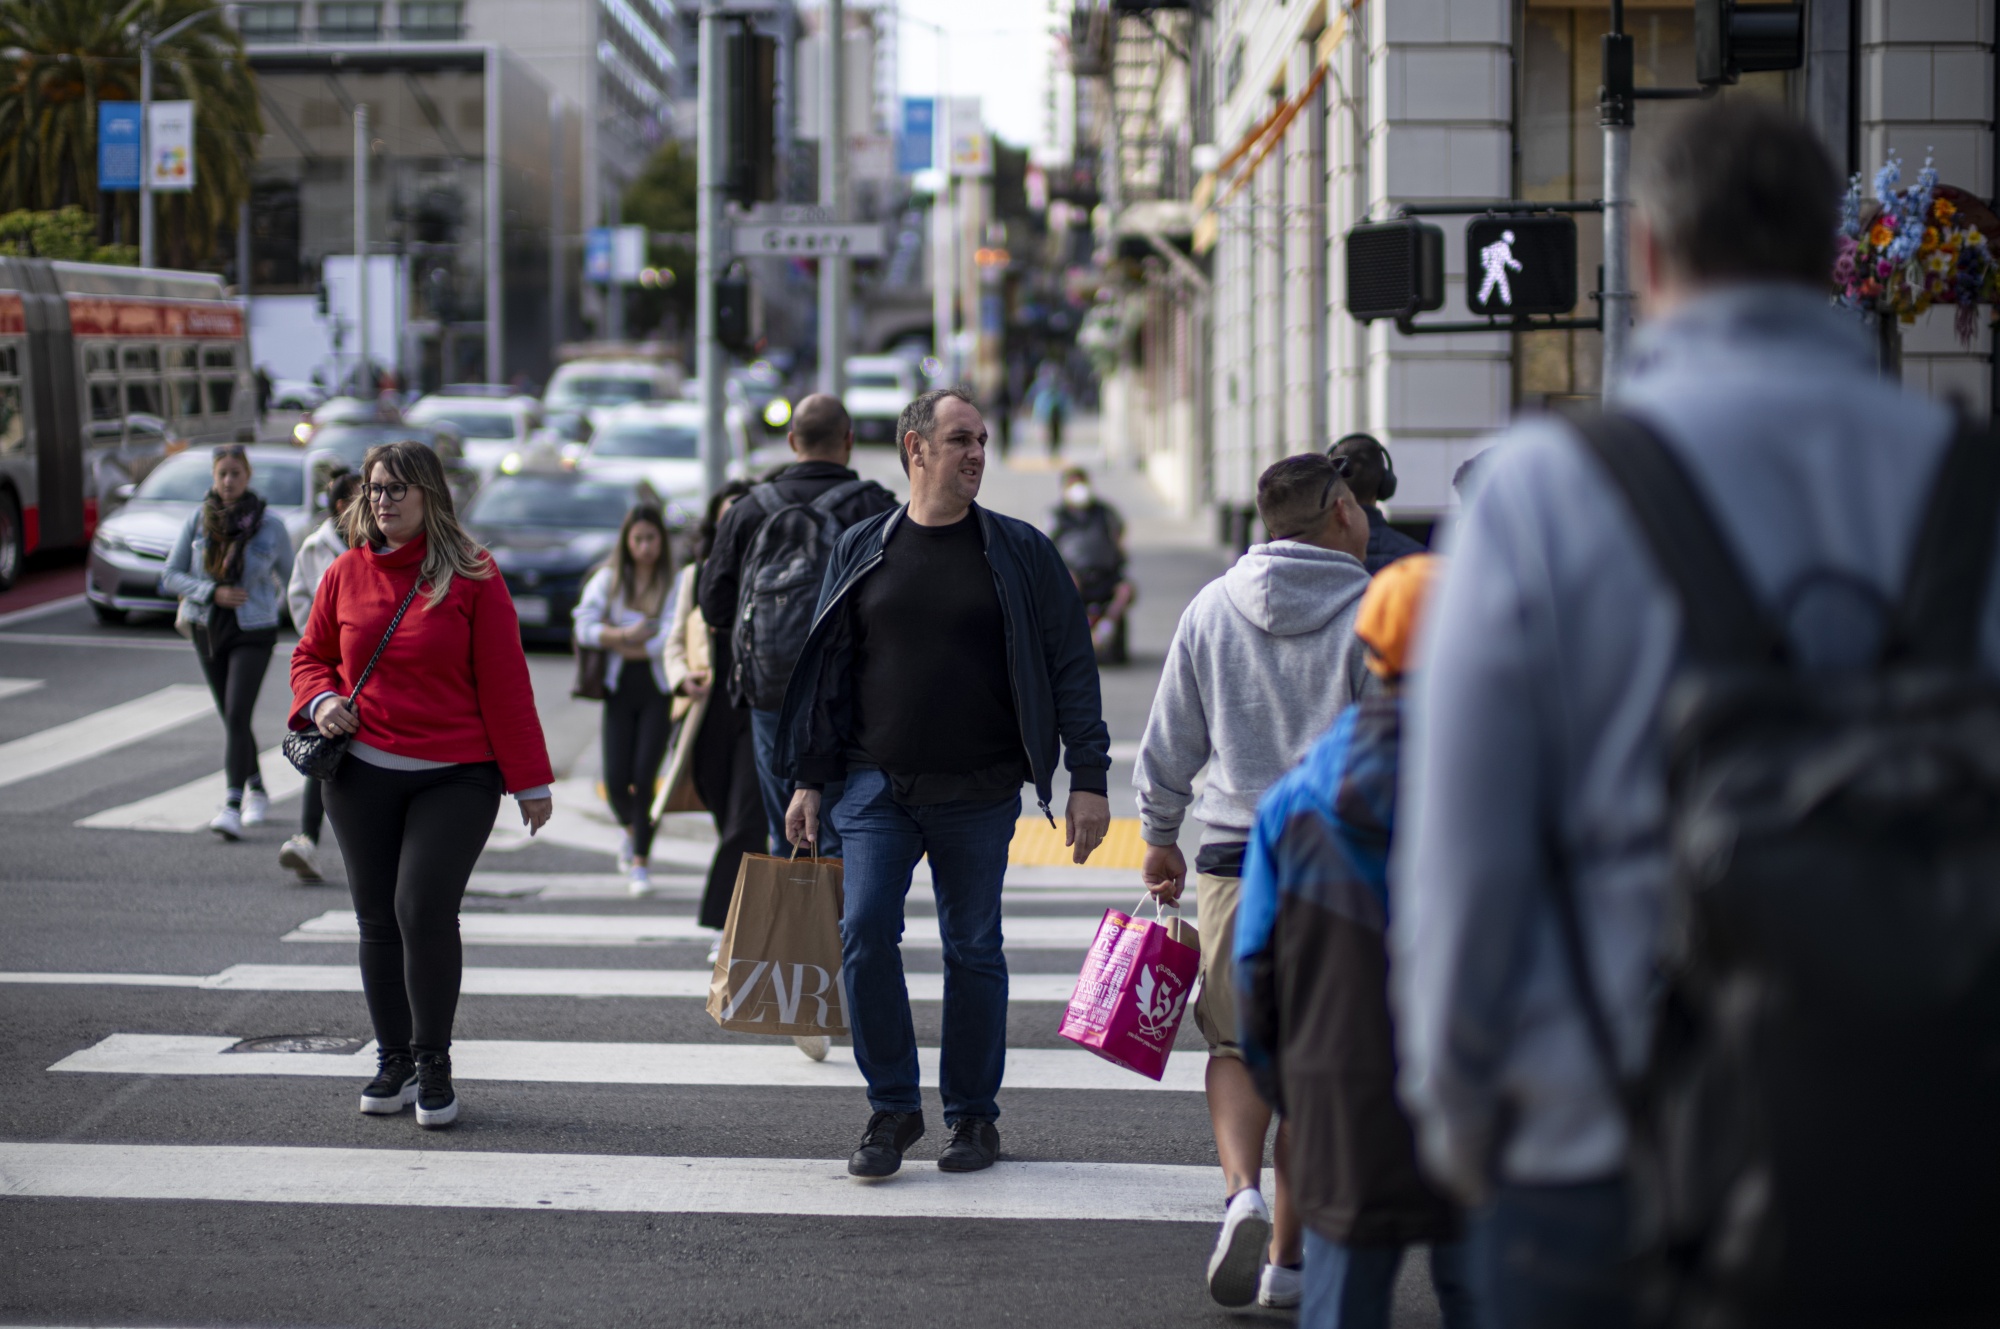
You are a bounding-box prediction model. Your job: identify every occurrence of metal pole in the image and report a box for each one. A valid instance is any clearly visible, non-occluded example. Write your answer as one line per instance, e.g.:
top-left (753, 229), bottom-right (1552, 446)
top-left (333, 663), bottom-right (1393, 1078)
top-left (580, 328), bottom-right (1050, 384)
top-left (1600, 3), bottom-right (1634, 391)
top-left (817, 0), bottom-right (847, 397)
top-left (550, 95), bottom-right (565, 366)
top-left (139, 42), bottom-right (154, 268)
top-left (355, 104), bottom-right (371, 395)
top-left (696, 4), bottom-right (729, 498)
top-left (932, 180), bottom-right (952, 381)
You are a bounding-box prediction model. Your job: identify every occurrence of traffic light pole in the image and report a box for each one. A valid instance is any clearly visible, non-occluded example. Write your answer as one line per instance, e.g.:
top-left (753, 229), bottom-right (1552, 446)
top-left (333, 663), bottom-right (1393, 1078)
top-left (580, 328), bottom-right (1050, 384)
top-left (1601, 7), bottom-right (1634, 388)
top-left (696, 3), bottom-right (729, 499)
top-left (816, 0), bottom-right (847, 399)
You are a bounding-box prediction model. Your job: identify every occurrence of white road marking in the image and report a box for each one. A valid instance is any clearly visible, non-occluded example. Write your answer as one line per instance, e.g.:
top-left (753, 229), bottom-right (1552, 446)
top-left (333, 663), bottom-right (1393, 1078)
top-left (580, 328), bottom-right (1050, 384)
top-left (0, 1142), bottom-right (1233, 1222)
top-left (283, 909), bottom-right (1104, 949)
top-left (0, 677), bottom-right (45, 701)
top-left (51, 1034), bottom-right (1202, 1092)
top-left (0, 685), bottom-right (215, 791)
top-left (0, 633), bottom-right (191, 652)
top-left (0, 592), bottom-right (88, 626)
top-left (0, 965), bottom-right (1085, 1003)
top-left (76, 744), bottom-right (306, 831)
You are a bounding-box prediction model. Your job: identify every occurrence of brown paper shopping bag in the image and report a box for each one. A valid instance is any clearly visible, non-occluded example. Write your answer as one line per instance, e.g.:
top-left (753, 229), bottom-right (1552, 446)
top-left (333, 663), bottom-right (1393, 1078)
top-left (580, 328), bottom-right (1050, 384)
top-left (706, 852), bottom-right (848, 1038)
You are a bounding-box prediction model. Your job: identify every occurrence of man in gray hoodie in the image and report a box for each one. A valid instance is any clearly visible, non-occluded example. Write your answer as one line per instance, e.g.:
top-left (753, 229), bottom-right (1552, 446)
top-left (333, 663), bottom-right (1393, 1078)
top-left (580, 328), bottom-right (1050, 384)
top-left (1135, 452), bottom-right (1374, 1309)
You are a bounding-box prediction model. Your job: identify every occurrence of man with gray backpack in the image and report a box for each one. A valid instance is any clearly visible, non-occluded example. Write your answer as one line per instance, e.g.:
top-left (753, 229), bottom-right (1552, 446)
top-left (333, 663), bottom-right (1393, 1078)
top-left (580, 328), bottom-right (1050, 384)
top-left (698, 393), bottom-right (897, 854)
top-left (1395, 99), bottom-right (2000, 1329)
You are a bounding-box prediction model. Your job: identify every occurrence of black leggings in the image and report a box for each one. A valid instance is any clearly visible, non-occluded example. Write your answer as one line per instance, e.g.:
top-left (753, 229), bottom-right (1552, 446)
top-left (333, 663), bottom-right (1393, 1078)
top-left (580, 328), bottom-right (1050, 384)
top-left (602, 664), bottom-right (673, 859)
top-left (193, 636), bottom-right (272, 792)
top-left (693, 697), bottom-right (766, 930)
top-left (300, 778), bottom-right (324, 842)
top-left (323, 758), bottom-right (502, 1054)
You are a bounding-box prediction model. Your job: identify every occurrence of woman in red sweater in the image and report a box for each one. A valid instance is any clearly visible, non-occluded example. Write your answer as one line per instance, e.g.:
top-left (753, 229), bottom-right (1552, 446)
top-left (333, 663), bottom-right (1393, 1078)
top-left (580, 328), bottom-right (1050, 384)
top-left (291, 439), bottom-right (553, 1129)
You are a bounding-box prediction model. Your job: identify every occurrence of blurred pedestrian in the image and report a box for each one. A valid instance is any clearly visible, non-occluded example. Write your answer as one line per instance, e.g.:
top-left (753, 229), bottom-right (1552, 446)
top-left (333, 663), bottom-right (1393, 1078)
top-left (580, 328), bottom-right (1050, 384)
top-left (278, 468), bottom-right (360, 881)
top-left (575, 505), bottom-right (674, 897)
top-left (778, 388), bottom-right (1111, 1179)
top-left (1237, 555), bottom-right (1473, 1329)
top-left (1393, 101), bottom-right (2000, 1328)
top-left (292, 440), bottom-right (553, 1130)
top-left (1133, 453), bottom-right (1374, 1309)
top-left (697, 394), bottom-right (896, 855)
top-left (161, 444), bottom-right (295, 842)
top-left (1327, 434), bottom-right (1427, 573)
top-left (1031, 359), bottom-right (1069, 457)
top-left (1048, 465), bottom-right (1135, 661)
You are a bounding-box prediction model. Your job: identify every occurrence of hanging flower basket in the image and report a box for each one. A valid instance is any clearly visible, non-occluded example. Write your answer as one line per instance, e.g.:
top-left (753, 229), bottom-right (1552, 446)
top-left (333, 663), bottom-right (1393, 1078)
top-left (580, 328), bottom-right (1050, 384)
top-left (1833, 154), bottom-right (2000, 346)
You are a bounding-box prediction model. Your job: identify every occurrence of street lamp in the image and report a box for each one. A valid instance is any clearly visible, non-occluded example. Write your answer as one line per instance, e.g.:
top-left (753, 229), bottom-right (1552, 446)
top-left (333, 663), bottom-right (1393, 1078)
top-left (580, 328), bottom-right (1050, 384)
top-left (137, 6), bottom-right (236, 269)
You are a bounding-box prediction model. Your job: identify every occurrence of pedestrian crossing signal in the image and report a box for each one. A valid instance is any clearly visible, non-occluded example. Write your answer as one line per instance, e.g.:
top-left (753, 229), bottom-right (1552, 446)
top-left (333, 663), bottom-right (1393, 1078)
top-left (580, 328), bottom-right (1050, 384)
top-left (1344, 219), bottom-right (1445, 323)
top-left (1466, 215), bottom-right (1577, 318)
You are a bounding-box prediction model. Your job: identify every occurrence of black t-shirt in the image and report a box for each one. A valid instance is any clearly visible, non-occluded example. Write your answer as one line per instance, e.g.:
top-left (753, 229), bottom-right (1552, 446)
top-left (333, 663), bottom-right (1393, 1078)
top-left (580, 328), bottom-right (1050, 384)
top-left (849, 511), bottom-right (1023, 780)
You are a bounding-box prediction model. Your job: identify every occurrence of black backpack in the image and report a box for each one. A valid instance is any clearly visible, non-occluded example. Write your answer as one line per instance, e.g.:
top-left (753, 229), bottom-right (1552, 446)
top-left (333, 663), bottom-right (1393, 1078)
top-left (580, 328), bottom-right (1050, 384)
top-left (1557, 413), bottom-right (2000, 1329)
top-left (731, 478), bottom-right (876, 710)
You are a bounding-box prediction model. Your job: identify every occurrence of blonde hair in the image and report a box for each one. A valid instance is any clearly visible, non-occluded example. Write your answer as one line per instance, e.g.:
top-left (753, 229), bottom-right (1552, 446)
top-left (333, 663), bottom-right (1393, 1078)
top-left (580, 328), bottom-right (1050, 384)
top-left (343, 439), bottom-right (491, 609)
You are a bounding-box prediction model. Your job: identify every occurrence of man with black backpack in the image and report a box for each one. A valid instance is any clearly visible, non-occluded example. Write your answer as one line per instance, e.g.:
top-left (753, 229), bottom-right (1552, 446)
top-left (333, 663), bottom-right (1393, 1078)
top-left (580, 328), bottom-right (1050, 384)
top-left (1395, 101), bottom-right (2000, 1329)
top-left (698, 393), bottom-right (898, 856)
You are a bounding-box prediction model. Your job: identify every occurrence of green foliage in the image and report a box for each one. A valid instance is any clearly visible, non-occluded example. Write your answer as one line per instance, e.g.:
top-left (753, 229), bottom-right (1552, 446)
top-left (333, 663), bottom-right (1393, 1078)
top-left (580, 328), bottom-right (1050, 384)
top-left (0, 205), bottom-right (136, 263)
top-left (620, 139), bottom-right (695, 338)
top-left (0, 0), bottom-right (261, 270)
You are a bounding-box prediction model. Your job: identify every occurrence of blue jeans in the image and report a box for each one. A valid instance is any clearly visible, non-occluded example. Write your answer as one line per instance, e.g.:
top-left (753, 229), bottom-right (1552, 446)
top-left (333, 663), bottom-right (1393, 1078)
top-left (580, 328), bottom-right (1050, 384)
top-left (837, 765), bottom-right (1017, 1123)
top-left (1301, 1232), bottom-right (1477, 1329)
top-left (1469, 1179), bottom-right (1634, 1329)
top-left (749, 706), bottom-right (841, 858)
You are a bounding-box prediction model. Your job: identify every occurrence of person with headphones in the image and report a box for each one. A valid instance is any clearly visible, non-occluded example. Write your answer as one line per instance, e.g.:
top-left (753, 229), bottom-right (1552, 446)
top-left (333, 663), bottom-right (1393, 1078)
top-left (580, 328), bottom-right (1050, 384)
top-left (1327, 434), bottom-right (1429, 574)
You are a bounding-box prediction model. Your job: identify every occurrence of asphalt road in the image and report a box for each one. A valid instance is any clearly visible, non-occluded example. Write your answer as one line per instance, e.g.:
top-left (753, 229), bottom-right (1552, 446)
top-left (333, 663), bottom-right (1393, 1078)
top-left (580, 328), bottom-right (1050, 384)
top-left (0, 439), bottom-right (1451, 1328)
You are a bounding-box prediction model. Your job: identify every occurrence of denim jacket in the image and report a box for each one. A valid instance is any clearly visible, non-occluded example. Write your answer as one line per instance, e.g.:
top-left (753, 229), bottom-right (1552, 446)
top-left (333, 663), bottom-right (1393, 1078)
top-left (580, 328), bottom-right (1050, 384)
top-left (161, 506), bottom-right (295, 631)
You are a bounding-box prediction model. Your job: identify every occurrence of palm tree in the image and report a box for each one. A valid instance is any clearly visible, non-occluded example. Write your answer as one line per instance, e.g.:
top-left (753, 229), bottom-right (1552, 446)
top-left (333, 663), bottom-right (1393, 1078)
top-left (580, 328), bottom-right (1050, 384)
top-left (0, 0), bottom-right (260, 268)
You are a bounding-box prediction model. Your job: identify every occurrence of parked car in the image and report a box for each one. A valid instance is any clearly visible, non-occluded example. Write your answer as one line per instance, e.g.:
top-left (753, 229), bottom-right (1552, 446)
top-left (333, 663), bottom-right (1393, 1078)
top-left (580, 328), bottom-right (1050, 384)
top-left (404, 392), bottom-right (540, 471)
top-left (269, 379), bottom-right (327, 411)
top-left (462, 469), bottom-right (657, 644)
top-left (573, 403), bottom-right (716, 529)
top-left (85, 445), bottom-right (316, 625)
top-left (844, 354), bottom-right (918, 443)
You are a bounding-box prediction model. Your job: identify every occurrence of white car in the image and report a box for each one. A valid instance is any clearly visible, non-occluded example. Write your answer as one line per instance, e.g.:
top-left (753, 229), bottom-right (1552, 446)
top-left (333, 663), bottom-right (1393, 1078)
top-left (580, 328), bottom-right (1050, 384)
top-left (844, 355), bottom-right (917, 444)
top-left (545, 360), bottom-right (682, 430)
top-left (575, 402), bottom-right (739, 528)
top-left (405, 393), bottom-right (540, 471)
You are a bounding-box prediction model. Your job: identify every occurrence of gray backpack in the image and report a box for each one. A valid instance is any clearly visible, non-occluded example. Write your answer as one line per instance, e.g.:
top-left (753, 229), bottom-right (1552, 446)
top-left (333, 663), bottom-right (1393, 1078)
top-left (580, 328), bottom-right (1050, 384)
top-left (731, 479), bottom-right (874, 710)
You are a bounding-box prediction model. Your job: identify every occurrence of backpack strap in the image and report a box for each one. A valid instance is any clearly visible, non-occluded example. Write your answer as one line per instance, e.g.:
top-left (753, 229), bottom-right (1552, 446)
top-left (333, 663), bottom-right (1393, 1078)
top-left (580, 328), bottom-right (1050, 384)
top-left (1890, 418), bottom-right (2000, 666)
top-left (746, 483), bottom-right (787, 520)
top-left (1573, 412), bottom-right (1784, 667)
top-left (808, 478), bottom-right (872, 517)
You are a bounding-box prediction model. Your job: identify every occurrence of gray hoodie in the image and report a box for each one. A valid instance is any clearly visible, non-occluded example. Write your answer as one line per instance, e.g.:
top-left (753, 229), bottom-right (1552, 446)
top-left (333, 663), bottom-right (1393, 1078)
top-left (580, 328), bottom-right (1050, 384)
top-left (1135, 540), bottom-right (1373, 849)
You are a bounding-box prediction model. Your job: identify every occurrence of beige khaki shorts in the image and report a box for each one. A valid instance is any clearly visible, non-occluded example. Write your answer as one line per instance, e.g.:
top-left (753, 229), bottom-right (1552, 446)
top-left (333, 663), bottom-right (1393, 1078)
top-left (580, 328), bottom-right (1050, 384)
top-left (1190, 870), bottom-right (1243, 1060)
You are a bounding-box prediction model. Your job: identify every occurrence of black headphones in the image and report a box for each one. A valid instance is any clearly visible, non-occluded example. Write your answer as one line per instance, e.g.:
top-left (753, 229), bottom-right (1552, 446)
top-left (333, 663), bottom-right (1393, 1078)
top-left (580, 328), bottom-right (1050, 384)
top-left (1329, 433), bottom-right (1397, 502)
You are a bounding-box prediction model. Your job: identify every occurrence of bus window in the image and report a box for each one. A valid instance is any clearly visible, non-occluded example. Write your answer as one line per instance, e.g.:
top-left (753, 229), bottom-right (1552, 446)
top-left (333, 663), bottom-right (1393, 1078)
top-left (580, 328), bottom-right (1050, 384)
top-left (202, 345), bottom-right (236, 370)
top-left (0, 386), bottom-right (22, 456)
top-left (173, 378), bottom-right (203, 418)
top-left (125, 381), bottom-right (161, 417)
top-left (122, 344), bottom-right (161, 373)
top-left (164, 344), bottom-right (196, 372)
top-left (206, 378), bottom-right (235, 414)
top-left (0, 343), bottom-right (17, 376)
top-left (84, 343), bottom-right (116, 375)
top-left (89, 382), bottom-right (121, 423)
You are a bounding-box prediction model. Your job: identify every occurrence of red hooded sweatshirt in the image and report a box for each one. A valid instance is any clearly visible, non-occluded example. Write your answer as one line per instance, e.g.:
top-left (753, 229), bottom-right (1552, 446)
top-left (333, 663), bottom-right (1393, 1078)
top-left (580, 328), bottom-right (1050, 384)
top-left (290, 534), bottom-right (553, 793)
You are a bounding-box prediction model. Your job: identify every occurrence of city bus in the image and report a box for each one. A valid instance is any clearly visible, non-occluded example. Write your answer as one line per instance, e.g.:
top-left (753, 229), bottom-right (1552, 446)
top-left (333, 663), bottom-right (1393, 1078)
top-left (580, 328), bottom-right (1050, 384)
top-left (0, 257), bottom-right (254, 591)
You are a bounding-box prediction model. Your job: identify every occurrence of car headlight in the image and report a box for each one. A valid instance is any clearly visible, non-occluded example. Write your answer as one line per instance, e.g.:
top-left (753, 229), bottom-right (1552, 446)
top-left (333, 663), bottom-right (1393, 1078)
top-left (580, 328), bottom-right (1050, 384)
top-left (94, 530), bottom-right (131, 555)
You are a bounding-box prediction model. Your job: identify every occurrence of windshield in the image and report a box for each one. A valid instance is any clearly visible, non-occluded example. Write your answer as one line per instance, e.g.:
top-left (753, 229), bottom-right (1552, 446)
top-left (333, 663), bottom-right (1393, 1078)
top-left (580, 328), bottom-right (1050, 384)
top-left (467, 477), bottom-right (633, 528)
top-left (849, 372), bottom-right (903, 391)
top-left (419, 409), bottom-right (516, 440)
top-left (592, 423), bottom-right (698, 459)
top-left (309, 425), bottom-right (437, 467)
top-left (548, 376), bottom-right (657, 407)
top-left (135, 453), bottom-right (302, 506)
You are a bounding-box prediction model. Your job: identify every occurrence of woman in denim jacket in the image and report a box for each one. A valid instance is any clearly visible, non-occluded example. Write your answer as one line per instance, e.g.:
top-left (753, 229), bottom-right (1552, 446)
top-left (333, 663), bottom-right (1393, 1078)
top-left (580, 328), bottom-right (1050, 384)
top-left (161, 444), bottom-right (295, 840)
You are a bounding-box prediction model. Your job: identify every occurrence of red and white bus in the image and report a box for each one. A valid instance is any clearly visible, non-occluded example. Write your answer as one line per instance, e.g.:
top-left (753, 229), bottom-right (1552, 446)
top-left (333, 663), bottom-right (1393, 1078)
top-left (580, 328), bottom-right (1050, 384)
top-left (0, 257), bottom-right (254, 589)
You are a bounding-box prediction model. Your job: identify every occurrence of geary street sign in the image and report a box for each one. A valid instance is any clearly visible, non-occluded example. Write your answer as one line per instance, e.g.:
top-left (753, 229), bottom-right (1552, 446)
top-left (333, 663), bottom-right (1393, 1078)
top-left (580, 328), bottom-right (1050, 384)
top-left (730, 223), bottom-right (887, 258)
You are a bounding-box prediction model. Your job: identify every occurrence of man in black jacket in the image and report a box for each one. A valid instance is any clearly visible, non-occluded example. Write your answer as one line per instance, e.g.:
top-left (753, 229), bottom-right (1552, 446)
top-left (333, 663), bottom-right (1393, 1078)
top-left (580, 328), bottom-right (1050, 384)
top-left (778, 387), bottom-right (1112, 1179)
top-left (698, 393), bottom-right (897, 853)
top-left (1327, 434), bottom-right (1427, 574)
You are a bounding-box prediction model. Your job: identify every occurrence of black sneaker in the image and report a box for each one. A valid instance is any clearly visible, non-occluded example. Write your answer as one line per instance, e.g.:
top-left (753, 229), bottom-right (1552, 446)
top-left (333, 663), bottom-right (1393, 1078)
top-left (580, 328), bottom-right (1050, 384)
top-left (413, 1050), bottom-right (458, 1129)
top-left (359, 1050), bottom-right (417, 1115)
top-left (937, 1119), bottom-right (999, 1173)
top-left (847, 1109), bottom-right (924, 1179)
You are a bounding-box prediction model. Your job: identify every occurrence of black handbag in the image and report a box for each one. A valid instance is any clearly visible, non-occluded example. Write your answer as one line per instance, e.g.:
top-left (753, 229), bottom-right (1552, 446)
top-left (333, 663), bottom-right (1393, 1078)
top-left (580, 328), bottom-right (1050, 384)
top-left (572, 643), bottom-right (608, 700)
top-left (282, 579), bottom-right (423, 781)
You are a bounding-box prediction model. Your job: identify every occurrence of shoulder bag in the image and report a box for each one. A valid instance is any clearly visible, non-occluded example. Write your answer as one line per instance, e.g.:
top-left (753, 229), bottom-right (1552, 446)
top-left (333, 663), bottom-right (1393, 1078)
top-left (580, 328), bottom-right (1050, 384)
top-left (281, 578), bottom-right (423, 780)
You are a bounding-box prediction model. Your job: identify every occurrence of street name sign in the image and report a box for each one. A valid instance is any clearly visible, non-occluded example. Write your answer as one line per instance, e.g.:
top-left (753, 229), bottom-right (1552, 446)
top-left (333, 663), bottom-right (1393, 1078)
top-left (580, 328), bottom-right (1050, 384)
top-left (731, 223), bottom-right (887, 258)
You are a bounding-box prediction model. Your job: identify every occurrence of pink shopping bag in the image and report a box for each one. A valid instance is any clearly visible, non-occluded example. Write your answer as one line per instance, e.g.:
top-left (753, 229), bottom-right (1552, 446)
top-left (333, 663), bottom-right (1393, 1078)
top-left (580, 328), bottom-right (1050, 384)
top-left (1058, 898), bottom-right (1201, 1081)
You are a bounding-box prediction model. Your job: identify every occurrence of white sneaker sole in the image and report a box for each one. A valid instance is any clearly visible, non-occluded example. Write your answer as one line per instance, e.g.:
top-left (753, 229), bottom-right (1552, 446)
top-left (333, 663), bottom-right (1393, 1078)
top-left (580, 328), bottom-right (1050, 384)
top-left (793, 1036), bottom-right (830, 1062)
top-left (358, 1082), bottom-right (417, 1115)
top-left (416, 1096), bottom-right (459, 1128)
top-left (210, 825), bottom-right (241, 842)
top-left (278, 843), bottom-right (321, 881)
top-left (1207, 1210), bottom-right (1271, 1308)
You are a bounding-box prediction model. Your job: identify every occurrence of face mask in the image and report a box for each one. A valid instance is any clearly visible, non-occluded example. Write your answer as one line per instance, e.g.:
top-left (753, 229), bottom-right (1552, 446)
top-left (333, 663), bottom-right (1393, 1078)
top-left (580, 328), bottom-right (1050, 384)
top-left (1064, 483), bottom-right (1092, 508)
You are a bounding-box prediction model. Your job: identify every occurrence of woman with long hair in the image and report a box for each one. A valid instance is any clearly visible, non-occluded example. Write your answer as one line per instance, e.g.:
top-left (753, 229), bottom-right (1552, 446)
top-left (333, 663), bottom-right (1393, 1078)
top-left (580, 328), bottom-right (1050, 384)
top-left (574, 504), bottom-right (674, 896)
top-left (161, 444), bottom-right (295, 840)
top-left (278, 469), bottom-right (360, 882)
top-left (291, 439), bottom-right (553, 1129)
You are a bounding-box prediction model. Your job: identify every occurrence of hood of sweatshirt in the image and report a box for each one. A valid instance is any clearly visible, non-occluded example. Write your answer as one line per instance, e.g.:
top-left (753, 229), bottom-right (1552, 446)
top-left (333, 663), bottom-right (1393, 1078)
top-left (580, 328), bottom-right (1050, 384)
top-left (1222, 540), bottom-right (1370, 636)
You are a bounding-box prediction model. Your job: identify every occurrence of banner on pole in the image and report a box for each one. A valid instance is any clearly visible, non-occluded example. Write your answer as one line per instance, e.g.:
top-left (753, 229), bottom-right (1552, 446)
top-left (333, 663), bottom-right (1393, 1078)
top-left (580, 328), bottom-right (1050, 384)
top-left (148, 101), bottom-right (195, 192)
top-left (898, 97), bottom-right (934, 174)
top-left (585, 227), bottom-right (613, 283)
top-left (946, 97), bottom-right (990, 178)
top-left (99, 103), bottom-right (141, 191)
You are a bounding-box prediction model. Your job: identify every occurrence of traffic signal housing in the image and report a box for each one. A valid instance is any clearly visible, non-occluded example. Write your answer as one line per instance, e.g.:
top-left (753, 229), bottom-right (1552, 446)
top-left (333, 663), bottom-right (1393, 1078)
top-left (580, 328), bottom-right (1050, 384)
top-left (1344, 219), bottom-right (1444, 323)
top-left (716, 271), bottom-right (751, 353)
top-left (1696, 1), bottom-right (1804, 86)
top-left (1465, 215), bottom-right (1578, 318)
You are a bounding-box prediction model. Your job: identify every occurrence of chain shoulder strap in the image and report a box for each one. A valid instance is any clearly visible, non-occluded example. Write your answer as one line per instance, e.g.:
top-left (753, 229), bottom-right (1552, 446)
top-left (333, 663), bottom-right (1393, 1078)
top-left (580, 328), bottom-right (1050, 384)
top-left (346, 578), bottom-right (423, 704)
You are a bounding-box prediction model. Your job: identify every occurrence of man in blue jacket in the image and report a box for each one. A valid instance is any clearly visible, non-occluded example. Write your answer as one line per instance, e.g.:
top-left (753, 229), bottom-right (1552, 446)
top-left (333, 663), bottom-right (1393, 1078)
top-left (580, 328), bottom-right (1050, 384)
top-left (779, 387), bottom-right (1112, 1179)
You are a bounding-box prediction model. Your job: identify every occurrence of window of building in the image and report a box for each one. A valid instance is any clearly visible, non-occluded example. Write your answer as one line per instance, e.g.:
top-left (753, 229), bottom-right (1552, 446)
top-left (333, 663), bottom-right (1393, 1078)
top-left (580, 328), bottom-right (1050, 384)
top-left (399, 1), bottom-right (462, 37)
top-left (240, 3), bottom-right (303, 39)
top-left (318, 2), bottom-right (382, 37)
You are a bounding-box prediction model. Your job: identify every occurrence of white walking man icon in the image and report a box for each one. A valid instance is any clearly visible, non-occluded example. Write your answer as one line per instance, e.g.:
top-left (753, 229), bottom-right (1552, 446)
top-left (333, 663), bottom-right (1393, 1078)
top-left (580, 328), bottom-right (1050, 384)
top-left (1478, 229), bottom-right (1523, 307)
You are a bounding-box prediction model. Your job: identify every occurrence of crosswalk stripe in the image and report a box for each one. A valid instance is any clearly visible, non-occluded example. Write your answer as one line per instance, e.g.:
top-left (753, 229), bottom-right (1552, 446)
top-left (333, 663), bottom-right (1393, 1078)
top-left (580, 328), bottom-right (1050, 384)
top-left (0, 965), bottom-right (1086, 1003)
top-left (76, 745), bottom-right (306, 831)
top-left (0, 1142), bottom-right (1231, 1222)
top-left (0, 677), bottom-right (44, 701)
top-left (283, 909), bottom-right (1106, 948)
top-left (0, 684), bottom-right (215, 791)
top-left (52, 1034), bottom-right (1201, 1092)
top-left (471, 872), bottom-right (1141, 906)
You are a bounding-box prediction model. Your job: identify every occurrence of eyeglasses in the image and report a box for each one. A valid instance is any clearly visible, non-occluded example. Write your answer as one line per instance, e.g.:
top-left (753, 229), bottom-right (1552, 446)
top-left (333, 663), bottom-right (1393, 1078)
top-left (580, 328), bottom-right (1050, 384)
top-left (211, 444), bottom-right (247, 462)
top-left (365, 482), bottom-right (410, 503)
